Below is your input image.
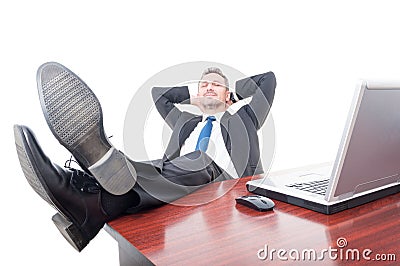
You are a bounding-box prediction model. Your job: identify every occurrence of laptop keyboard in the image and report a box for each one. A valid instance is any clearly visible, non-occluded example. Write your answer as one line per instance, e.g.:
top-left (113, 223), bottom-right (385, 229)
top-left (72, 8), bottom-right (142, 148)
top-left (286, 179), bottom-right (329, 195)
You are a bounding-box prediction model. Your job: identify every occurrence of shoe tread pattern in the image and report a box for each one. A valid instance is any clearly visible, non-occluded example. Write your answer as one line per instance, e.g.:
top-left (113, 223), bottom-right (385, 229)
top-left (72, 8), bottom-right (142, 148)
top-left (39, 63), bottom-right (101, 148)
top-left (36, 62), bottom-right (136, 195)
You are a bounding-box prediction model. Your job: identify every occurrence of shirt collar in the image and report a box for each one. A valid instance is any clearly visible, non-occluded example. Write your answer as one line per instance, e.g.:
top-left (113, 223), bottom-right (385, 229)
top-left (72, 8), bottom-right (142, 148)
top-left (202, 111), bottom-right (224, 122)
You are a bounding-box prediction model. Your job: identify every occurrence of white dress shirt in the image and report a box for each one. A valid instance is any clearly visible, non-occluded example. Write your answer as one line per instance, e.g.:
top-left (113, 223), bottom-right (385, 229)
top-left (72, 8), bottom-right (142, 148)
top-left (179, 99), bottom-right (251, 179)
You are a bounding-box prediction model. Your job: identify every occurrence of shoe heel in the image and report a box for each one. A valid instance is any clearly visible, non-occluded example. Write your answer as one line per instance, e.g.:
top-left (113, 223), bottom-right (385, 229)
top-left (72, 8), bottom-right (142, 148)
top-left (52, 213), bottom-right (89, 252)
top-left (88, 147), bottom-right (137, 195)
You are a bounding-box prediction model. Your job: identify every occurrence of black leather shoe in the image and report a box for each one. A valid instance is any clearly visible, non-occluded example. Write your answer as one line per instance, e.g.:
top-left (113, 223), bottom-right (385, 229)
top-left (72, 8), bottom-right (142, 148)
top-left (36, 62), bottom-right (136, 195)
top-left (14, 125), bottom-right (138, 251)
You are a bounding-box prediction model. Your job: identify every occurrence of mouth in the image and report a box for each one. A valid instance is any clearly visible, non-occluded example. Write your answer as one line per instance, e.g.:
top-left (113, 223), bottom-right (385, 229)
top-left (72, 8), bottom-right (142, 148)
top-left (204, 92), bottom-right (217, 97)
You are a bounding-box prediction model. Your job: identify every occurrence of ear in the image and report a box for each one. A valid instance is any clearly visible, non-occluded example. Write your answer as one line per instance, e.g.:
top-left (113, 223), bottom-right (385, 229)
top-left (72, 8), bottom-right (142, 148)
top-left (225, 91), bottom-right (230, 102)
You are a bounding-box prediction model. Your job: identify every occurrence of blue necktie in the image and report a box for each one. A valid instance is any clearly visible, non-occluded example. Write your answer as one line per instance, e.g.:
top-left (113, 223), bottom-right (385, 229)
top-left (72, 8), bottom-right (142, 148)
top-left (195, 116), bottom-right (216, 151)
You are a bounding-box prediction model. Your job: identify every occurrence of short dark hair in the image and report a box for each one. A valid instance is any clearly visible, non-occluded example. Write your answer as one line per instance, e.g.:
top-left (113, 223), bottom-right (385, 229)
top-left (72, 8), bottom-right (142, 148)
top-left (199, 67), bottom-right (229, 89)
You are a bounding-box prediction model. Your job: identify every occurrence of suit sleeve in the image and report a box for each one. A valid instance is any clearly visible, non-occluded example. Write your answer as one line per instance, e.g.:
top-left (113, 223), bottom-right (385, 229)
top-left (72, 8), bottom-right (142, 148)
top-left (235, 71), bottom-right (276, 130)
top-left (151, 86), bottom-right (191, 129)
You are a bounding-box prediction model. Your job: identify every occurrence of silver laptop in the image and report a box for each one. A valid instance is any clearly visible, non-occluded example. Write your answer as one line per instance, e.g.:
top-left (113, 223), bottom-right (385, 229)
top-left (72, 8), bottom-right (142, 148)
top-left (247, 81), bottom-right (400, 214)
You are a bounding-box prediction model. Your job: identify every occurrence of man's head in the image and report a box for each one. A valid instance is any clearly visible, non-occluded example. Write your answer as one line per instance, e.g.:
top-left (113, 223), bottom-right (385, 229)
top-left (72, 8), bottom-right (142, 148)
top-left (198, 67), bottom-right (230, 105)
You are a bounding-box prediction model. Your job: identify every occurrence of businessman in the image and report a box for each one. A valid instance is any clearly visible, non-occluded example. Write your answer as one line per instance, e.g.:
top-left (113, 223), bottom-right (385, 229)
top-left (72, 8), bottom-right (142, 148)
top-left (14, 62), bottom-right (276, 251)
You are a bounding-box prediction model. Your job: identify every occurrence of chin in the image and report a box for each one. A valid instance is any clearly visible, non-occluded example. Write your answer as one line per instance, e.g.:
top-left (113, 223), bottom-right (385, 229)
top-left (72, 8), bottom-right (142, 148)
top-left (203, 97), bottom-right (224, 107)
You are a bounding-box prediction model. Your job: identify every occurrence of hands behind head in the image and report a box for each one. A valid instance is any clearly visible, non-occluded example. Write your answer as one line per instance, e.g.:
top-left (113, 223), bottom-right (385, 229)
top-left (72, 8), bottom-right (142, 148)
top-left (226, 98), bottom-right (234, 106)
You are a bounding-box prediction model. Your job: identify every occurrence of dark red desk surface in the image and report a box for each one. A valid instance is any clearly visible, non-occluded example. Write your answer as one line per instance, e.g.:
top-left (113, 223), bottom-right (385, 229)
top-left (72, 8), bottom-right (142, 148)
top-left (106, 176), bottom-right (400, 265)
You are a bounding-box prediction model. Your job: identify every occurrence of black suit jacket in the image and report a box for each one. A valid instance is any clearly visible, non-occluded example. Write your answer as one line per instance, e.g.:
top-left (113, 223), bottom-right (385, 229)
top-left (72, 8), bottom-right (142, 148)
top-left (151, 71), bottom-right (276, 178)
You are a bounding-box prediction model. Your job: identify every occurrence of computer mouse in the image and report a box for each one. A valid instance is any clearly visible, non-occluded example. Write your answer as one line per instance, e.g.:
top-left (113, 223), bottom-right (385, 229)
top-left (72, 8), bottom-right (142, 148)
top-left (235, 195), bottom-right (275, 212)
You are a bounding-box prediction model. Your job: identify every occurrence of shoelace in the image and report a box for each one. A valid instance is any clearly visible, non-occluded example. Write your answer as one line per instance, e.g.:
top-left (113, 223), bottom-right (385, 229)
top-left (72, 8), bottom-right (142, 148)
top-left (64, 135), bottom-right (113, 169)
top-left (64, 155), bottom-right (79, 169)
top-left (64, 135), bottom-right (113, 193)
top-left (69, 168), bottom-right (100, 194)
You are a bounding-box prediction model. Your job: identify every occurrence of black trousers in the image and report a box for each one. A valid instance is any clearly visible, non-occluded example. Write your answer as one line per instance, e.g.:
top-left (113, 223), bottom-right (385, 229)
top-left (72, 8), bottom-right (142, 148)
top-left (125, 151), bottom-right (232, 213)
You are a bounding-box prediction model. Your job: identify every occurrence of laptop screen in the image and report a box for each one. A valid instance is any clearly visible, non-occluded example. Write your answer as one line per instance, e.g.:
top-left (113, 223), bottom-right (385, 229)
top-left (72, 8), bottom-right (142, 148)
top-left (328, 82), bottom-right (400, 200)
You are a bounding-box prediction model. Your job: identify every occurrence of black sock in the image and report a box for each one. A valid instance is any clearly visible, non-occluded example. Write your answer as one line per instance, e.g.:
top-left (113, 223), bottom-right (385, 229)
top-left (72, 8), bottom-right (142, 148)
top-left (101, 189), bottom-right (140, 218)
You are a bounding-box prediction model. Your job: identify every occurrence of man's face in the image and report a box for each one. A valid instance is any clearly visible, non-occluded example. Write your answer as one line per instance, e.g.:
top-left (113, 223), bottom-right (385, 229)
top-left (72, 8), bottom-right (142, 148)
top-left (198, 73), bottom-right (230, 104)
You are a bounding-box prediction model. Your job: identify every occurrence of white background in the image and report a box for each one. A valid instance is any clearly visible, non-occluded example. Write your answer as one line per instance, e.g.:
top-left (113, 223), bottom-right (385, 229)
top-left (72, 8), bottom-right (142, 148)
top-left (2, 0), bottom-right (400, 265)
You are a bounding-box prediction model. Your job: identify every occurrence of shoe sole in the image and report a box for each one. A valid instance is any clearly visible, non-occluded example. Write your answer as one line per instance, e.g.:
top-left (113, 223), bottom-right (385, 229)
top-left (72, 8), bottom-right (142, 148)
top-left (36, 62), bottom-right (136, 195)
top-left (13, 125), bottom-right (88, 251)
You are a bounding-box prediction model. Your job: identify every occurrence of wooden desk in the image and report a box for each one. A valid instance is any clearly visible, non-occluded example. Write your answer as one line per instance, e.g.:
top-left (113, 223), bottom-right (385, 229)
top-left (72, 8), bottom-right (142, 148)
top-left (105, 174), bottom-right (400, 265)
